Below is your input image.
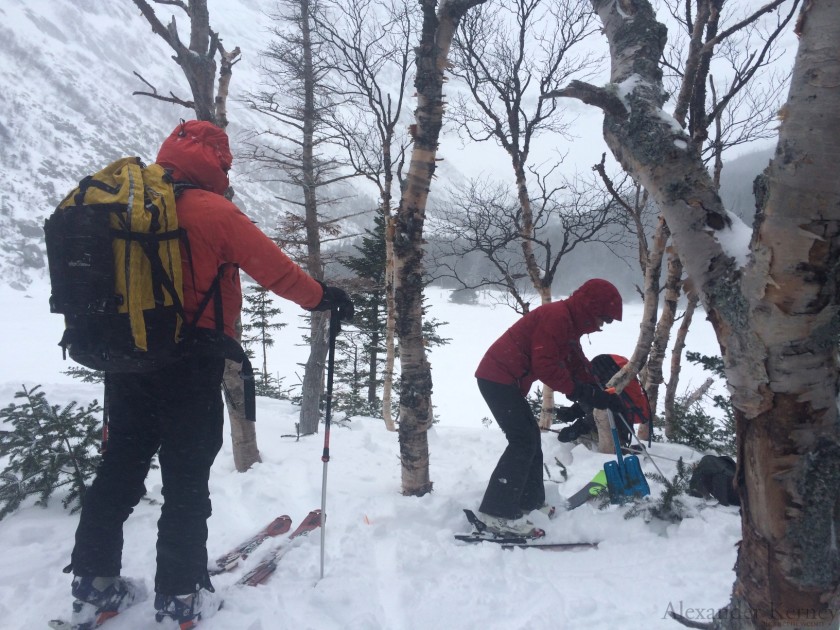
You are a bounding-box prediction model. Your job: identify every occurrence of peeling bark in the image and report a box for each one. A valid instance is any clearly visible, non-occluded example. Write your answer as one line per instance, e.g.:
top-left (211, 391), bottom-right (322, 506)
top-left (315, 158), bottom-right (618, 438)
top-left (395, 0), bottom-right (486, 496)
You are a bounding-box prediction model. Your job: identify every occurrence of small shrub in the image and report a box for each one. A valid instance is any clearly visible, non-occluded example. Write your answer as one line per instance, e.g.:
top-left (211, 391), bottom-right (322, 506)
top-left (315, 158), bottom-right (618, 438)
top-left (0, 385), bottom-right (101, 519)
top-left (670, 352), bottom-right (736, 456)
top-left (624, 457), bottom-right (695, 523)
top-left (449, 288), bottom-right (479, 305)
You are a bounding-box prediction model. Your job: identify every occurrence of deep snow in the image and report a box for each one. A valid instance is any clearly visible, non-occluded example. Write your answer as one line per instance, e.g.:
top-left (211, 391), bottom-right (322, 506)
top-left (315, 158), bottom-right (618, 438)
top-left (0, 283), bottom-right (740, 629)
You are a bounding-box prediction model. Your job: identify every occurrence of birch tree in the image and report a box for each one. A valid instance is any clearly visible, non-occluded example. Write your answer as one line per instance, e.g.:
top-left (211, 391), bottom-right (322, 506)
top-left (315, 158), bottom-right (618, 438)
top-left (395, 0), bottom-right (486, 496)
top-left (130, 0), bottom-right (261, 473)
top-left (588, 0), bottom-right (798, 444)
top-left (450, 0), bottom-right (599, 428)
top-left (548, 0), bottom-right (840, 626)
top-left (316, 0), bottom-right (416, 431)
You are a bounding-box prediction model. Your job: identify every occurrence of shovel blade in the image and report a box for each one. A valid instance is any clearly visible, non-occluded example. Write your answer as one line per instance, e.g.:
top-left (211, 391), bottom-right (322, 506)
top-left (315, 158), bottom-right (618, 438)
top-left (604, 460), bottom-right (625, 504)
top-left (623, 454), bottom-right (651, 498)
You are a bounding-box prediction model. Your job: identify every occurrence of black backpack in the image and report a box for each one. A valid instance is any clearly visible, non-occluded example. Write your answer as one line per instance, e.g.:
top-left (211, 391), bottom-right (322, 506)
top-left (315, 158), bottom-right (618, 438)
top-left (689, 455), bottom-right (740, 506)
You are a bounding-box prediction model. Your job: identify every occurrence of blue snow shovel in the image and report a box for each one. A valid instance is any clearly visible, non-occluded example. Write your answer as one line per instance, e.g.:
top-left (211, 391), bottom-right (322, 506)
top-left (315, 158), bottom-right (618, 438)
top-left (603, 402), bottom-right (650, 504)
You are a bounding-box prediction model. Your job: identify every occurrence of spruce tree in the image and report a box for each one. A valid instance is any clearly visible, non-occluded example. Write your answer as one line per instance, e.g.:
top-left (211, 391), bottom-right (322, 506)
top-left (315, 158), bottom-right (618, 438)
top-left (338, 215), bottom-right (388, 415)
top-left (0, 385), bottom-right (101, 520)
top-left (242, 283), bottom-right (287, 388)
top-left (338, 215), bottom-right (449, 419)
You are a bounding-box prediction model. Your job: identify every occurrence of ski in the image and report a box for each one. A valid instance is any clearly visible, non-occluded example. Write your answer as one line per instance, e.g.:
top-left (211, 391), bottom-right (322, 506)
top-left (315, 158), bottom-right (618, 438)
top-left (49, 606), bottom-right (126, 630)
top-left (49, 618), bottom-right (113, 630)
top-left (237, 509), bottom-right (322, 587)
top-left (461, 508), bottom-right (546, 538)
top-left (49, 620), bottom-right (99, 630)
top-left (210, 515), bottom-right (292, 575)
top-left (454, 533), bottom-right (599, 550)
top-left (564, 470), bottom-right (608, 509)
top-left (48, 581), bottom-right (148, 630)
top-left (456, 509), bottom-right (597, 550)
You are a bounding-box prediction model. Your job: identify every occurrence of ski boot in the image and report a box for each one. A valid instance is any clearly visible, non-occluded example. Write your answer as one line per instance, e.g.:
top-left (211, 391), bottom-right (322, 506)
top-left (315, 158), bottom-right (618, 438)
top-left (476, 512), bottom-right (545, 538)
top-left (154, 589), bottom-right (221, 629)
top-left (68, 575), bottom-right (146, 629)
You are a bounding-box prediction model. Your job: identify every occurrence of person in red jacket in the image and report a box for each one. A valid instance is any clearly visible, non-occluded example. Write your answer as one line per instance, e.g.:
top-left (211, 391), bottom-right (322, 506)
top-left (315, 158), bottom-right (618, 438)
top-left (66, 121), bottom-right (354, 629)
top-left (474, 279), bottom-right (622, 536)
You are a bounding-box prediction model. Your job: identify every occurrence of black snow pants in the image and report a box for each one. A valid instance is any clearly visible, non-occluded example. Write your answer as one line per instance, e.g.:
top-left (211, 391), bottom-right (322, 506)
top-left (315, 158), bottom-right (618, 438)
top-left (70, 355), bottom-right (226, 595)
top-left (477, 378), bottom-right (545, 519)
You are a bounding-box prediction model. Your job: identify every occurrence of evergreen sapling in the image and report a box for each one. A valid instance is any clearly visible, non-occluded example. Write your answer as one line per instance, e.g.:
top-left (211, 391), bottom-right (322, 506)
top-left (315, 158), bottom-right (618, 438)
top-left (0, 385), bottom-right (101, 520)
top-left (242, 283), bottom-right (289, 399)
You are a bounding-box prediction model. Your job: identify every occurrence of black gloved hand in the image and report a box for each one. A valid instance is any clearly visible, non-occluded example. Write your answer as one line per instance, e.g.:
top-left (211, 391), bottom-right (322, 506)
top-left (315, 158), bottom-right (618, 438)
top-left (310, 282), bottom-right (355, 322)
top-left (571, 383), bottom-right (618, 411)
top-left (554, 403), bottom-right (585, 424)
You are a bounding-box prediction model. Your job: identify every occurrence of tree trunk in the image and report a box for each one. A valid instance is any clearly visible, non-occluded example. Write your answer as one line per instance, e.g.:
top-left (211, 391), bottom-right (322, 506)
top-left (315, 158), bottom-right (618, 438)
top-left (603, 215), bottom-right (667, 405)
top-left (382, 211), bottom-right (397, 432)
top-left (664, 289), bottom-right (698, 438)
top-left (299, 312), bottom-right (328, 435)
top-left (724, 4), bottom-right (840, 623)
top-left (567, 1), bottom-right (840, 626)
top-left (594, 409), bottom-right (612, 455)
top-left (297, 0), bottom-right (327, 435)
top-left (395, 0), bottom-right (485, 496)
top-left (132, 0), bottom-right (257, 470)
top-left (644, 241), bottom-right (681, 420)
top-left (223, 355), bottom-right (262, 472)
top-left (537, 285), bottom-right (554, 429)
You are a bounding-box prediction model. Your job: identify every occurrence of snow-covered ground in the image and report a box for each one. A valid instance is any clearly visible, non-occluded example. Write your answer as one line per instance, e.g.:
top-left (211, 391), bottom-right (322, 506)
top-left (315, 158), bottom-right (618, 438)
top-left (0, 282), bottom-right (739, 629)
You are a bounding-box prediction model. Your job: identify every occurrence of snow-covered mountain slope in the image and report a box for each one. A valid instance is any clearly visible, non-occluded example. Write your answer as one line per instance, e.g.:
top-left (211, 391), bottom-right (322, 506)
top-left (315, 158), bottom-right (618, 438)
top-left (0, 0), bottom-right (344, 289)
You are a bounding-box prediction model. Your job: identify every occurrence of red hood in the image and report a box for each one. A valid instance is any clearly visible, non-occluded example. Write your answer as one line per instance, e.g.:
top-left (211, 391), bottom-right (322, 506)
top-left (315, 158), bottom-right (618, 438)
top-left (156, 120), bottom-right (232, 195)
top-left (566, 278), bottom-right (623, 334)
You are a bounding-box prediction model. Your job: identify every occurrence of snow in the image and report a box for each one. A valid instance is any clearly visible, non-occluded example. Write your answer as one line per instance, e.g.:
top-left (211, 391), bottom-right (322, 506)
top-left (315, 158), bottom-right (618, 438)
top-left (614, 73), bottom-right (644, 103)
top-left (0, 281), bottom-right (739, 629)
top-left (716, 211), bottom-right (753, 269)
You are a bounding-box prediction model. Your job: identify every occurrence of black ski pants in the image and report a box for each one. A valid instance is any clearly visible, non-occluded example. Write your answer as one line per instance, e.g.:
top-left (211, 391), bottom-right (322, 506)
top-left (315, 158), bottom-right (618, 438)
top-left (477, 378), bottom-right (545, 519)
top-left (71, 355), bottom-right (226, 595)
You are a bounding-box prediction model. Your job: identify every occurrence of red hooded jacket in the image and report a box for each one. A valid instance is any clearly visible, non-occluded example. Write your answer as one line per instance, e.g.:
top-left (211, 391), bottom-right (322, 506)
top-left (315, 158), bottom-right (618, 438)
top-left (156, 120), bottom-right (323, 338)
top-left (475, 279), bottom-right (623, 396)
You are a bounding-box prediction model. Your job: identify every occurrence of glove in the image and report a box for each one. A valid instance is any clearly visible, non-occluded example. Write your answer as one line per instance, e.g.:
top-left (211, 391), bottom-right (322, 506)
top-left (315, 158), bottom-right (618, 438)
top-left (556, 417), bottom-right (595, 442)
top-left (571, 383), bottom-right (618, 411)
top-left (310, 282), bottom-right (355, 322)
top-left (554, 403), bottom-right (585, 424)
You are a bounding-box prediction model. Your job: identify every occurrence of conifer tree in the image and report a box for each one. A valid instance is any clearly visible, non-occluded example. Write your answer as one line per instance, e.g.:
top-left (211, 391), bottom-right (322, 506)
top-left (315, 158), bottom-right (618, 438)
top-left (337, 215), bottom-right (449, 419)
top-left (340, 215), bottom-right (388, 413)
top-left (241, 284), bottom-right (286, 386)
top-left (0, 385), bottom-right (101, 520)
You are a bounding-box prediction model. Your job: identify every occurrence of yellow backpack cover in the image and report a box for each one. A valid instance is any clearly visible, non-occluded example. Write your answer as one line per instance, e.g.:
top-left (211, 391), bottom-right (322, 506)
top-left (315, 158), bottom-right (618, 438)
top-left (45, 157), bottom-right (186, 372)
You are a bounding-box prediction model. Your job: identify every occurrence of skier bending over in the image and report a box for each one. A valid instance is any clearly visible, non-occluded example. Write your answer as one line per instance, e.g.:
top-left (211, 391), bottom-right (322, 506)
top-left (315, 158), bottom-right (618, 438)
top-left (474, 278), bottom-right (623, 537)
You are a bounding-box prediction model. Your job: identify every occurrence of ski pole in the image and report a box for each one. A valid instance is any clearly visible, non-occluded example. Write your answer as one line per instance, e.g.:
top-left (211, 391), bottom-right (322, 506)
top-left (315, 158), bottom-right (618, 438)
top-left (611, 405), bottom-right (674, 486)
top-left (319, 309), bottom-right (341, 579)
